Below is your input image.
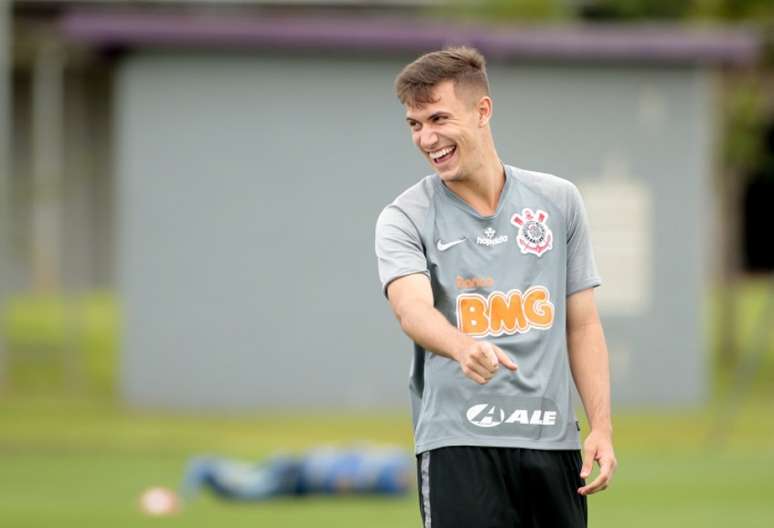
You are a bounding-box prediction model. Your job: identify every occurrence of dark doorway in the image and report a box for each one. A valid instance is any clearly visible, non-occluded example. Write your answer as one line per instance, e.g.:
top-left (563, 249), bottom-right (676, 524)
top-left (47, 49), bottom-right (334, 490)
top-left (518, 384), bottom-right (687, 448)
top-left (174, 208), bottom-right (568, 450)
top-left (743, 121), bottom-right (774, 272)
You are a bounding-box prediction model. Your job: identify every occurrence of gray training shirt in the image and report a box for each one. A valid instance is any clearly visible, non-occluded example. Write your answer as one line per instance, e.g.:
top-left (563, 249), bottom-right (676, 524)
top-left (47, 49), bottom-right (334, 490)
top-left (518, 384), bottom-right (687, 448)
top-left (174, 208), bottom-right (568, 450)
top-left (375, 165), bottom-right (601, 454)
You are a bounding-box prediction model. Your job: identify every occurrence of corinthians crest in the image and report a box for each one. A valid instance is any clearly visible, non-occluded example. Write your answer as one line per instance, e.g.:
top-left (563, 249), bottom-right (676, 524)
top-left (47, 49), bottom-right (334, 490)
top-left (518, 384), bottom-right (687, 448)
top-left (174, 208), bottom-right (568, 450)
top-left (510, 208), bottom-right (553, 257)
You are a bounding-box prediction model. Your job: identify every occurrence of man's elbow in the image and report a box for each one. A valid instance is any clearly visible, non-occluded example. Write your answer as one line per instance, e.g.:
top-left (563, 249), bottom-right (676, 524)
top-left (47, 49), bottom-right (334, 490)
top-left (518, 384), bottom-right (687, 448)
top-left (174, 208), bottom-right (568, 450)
top-left (392, 300), bottom-right (425, 336)
top-left (566, 313), bottom-right (603, 336)
top-left (394, 304), bottom-right (414, 334)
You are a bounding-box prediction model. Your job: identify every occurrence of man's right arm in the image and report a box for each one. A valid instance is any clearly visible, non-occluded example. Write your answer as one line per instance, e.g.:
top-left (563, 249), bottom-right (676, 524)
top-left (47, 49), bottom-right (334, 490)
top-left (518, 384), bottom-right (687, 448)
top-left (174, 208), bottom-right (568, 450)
top-left (386, 273), bottom-right (517, 384)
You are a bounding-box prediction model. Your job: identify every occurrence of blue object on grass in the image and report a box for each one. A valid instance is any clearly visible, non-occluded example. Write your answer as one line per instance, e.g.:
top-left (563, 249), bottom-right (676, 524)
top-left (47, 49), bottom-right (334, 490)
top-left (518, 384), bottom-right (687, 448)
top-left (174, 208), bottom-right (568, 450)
top-left (181, 446), bottom-right (412, 502)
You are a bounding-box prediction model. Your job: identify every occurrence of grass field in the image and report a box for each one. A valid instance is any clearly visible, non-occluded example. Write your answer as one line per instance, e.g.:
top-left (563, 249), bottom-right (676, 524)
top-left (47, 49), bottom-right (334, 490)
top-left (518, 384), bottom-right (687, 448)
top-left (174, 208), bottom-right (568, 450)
top-left (1, 395), bottom-right (773, 527)
top-left (2, 278), bottom-right (773, 527)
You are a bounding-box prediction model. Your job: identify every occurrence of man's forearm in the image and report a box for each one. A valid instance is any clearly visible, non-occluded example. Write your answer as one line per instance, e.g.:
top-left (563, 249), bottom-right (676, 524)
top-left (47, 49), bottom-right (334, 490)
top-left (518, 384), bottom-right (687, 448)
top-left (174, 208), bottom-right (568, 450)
top-left (386, 274), bottom-right (517, 384)
top-left (567, 321), bottom-right (612, 432)
top-left (395, 301), bottom-right (473, 362)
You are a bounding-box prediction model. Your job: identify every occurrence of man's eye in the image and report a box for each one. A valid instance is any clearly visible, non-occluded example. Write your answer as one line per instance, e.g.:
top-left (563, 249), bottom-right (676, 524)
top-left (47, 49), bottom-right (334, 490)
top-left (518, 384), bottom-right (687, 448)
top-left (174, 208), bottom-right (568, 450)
top-left (433, 116), bottom-right (446, 123)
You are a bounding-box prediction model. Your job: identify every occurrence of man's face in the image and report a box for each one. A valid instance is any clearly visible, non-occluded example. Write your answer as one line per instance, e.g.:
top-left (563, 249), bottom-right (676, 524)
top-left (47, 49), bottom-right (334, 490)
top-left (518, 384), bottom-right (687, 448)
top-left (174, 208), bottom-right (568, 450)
top-left (405, 80), bottom-right (486, 183)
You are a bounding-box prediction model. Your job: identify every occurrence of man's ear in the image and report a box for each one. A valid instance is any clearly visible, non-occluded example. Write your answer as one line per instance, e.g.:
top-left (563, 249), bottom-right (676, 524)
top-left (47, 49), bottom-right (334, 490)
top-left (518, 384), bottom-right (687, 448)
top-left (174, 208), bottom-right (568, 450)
top-left (477, 96), bottom-right (493, 127)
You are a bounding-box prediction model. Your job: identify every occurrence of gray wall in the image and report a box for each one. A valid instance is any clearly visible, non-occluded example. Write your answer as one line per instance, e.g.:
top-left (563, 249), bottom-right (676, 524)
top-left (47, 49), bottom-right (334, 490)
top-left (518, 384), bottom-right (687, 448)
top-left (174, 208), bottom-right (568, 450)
top-left (117, 52), bottom-right (711, 409)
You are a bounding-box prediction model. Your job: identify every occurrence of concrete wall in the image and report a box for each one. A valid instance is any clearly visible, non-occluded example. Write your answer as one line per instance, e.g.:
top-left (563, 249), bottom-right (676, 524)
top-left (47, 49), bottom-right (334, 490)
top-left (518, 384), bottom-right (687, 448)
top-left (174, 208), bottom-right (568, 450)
top-left (116, 51), bottom-right (712, 409)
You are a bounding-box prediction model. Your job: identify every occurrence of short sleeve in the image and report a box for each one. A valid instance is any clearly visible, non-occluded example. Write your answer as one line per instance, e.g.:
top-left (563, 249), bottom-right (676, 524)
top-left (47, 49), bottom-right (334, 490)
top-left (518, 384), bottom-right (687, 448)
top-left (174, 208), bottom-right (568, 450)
top-left (566, 183), bottom-right (602, 296)
top-left (375, 205), bottom-right (429, 297)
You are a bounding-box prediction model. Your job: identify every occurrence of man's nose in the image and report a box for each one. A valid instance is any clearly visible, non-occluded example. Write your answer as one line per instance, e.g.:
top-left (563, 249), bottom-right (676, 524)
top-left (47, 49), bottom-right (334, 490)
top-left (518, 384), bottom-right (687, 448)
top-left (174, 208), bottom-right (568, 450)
top-left (419, 129), bottom-right (439, 150)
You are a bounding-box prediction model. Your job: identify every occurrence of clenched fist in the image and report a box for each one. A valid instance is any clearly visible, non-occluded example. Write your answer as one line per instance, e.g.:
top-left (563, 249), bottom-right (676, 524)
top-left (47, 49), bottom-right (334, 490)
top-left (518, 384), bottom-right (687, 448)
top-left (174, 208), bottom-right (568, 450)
top-left (454, 340), bottom-right (518, 384)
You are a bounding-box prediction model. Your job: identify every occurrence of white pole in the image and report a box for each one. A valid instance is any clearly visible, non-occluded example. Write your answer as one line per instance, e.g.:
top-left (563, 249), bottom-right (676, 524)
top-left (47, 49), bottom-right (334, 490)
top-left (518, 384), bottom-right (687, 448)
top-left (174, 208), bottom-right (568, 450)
top-left (30, 36), bottom-right (64, 293)
top-left (0, 0), bottom-right (11, 386)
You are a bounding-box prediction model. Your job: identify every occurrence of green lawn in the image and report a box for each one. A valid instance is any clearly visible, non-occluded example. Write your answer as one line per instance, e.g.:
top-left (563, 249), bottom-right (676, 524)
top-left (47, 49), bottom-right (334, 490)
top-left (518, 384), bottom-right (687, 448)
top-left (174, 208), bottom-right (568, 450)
top-left (2, 277), bottom-right (773, 526)
top-left (1, 396), bottom-right (773, 527)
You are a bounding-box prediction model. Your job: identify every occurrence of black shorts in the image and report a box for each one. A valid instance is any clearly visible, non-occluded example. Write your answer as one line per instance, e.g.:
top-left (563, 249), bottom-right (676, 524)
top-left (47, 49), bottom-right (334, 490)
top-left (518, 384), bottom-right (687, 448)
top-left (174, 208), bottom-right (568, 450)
top-left (416, 446), bottom-right (587, 528)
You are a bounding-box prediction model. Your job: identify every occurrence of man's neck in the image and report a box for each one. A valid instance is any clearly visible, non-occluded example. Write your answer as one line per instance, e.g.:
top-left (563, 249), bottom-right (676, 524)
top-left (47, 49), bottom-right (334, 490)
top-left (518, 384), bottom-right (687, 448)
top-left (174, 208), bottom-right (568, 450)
top-left (445, 149), bottom-right (505, 217)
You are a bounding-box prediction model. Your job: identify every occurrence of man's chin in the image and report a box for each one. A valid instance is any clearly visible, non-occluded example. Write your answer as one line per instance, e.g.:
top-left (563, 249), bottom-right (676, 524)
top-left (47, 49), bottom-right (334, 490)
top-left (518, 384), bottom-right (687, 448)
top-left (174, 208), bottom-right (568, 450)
top-left (437, 167), bottom-right (464, 183)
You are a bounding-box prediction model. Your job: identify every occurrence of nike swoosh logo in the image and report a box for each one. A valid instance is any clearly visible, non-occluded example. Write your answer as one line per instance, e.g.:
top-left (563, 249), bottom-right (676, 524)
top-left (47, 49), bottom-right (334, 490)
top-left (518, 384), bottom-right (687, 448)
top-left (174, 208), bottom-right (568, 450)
top-left (437, 238), bottom-right (466, 251)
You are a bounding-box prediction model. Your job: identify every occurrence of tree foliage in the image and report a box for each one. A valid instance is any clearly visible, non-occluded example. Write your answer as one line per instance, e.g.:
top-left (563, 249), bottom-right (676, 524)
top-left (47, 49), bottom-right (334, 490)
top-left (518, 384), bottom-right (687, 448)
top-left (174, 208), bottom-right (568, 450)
top-left (449, 0), bottom-right (572, 22)
top-left (578, 0), bottom-right (774, 22)
top-left (450, 0), bottom-right (774, 23)
top-left (724, 76), bottom-right (768, 174)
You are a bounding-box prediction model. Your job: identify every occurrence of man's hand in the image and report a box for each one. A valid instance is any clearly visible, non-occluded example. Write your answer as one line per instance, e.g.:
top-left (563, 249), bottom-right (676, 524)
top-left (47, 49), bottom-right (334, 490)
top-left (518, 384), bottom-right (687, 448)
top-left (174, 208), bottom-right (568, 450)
top-left (577, 429), bottom-right (617, 496)
top-left (454, 340), bottom-right (518, 384)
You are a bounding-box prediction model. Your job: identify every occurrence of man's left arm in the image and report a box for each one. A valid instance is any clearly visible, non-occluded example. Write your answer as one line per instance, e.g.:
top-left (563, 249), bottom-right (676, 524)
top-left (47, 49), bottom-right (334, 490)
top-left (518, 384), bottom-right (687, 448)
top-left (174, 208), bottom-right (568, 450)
top-left (566, 287), bottom-right (617, 496)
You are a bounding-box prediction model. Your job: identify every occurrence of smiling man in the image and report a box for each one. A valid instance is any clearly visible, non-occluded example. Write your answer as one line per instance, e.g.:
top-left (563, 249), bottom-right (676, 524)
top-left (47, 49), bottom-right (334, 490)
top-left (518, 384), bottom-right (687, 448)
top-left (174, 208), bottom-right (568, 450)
top-left (375, 47), bottom-right (617, 527)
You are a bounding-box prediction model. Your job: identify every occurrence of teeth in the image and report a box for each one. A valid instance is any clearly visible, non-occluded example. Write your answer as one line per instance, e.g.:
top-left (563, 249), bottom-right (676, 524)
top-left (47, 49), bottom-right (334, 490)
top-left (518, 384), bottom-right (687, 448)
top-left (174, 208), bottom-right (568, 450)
top-left (430, 146), bottom-right (454, 160)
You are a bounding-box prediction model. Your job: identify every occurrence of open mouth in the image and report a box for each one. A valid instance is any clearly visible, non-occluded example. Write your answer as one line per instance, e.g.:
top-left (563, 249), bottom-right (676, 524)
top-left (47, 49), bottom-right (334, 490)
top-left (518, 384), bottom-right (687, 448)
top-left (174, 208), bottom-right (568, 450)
top-left (429, 145), bottom-right (457, 166)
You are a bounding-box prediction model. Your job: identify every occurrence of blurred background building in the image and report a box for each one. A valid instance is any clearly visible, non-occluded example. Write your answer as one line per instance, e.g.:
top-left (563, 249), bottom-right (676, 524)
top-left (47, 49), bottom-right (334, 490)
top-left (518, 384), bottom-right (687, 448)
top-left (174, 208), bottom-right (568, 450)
top-left (0, 0), bottom-right (771, 410)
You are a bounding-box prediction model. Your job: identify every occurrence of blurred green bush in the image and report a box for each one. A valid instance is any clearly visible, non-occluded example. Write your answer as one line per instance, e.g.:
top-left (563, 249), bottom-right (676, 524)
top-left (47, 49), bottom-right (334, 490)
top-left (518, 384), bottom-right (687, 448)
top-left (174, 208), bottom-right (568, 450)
top-left (1, 292), bottom-right (118, 397)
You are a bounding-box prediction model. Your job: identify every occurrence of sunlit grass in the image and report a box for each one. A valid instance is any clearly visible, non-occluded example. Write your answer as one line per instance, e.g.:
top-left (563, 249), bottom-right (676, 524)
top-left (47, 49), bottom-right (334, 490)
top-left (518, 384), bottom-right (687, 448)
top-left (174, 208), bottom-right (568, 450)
top-left (1, 277), bottom-right (772, 526)
top-left (1, 393), bottom-right (773, 528)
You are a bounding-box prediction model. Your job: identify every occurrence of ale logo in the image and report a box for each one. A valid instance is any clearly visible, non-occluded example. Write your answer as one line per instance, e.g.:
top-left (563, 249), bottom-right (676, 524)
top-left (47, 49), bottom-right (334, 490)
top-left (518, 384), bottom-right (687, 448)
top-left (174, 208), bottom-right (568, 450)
top-left (463, 396), bottom-right (562, 438)
top-left (466, 404), bottom-right (505, 428)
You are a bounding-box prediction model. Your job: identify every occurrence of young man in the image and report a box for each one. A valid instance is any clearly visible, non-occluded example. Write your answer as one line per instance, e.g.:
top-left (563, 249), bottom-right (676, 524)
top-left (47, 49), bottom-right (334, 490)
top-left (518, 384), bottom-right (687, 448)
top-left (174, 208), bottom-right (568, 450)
top-left (375, 47), bottom-right (617, 527)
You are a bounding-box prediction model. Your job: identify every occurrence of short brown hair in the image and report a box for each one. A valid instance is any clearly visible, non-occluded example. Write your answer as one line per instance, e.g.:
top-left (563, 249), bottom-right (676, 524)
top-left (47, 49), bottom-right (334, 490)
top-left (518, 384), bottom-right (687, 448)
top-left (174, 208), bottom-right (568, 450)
top-left (395, 46), bottom-right (490, 107)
